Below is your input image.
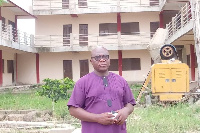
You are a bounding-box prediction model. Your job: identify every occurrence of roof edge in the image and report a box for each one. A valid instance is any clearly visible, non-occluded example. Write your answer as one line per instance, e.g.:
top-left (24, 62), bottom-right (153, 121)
top-left (7, 0), bottom-right (37, 19)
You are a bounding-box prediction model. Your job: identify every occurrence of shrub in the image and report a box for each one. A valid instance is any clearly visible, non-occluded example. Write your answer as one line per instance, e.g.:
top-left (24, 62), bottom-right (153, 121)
top-left (37, 77), bottom-right (75, 103)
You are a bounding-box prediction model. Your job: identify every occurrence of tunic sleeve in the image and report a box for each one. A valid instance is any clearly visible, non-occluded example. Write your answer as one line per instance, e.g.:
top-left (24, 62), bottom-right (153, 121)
top-left (123, 81), bottom-right (136, 106)
top-left (67, 81), bottom-right (86, 109)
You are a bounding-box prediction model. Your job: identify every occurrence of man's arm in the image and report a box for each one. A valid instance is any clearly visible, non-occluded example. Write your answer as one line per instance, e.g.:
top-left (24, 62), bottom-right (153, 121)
top-left (69, 106), bottom-right (116, 125)
top-left (115, 103), bottom-right (134, 125)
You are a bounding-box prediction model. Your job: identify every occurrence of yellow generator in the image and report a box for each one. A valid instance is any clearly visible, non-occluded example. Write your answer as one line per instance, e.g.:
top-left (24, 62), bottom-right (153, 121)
top-left (137, 44), bottom-right (190, 103)
top-left (151, 60), bottom-right (189, 101)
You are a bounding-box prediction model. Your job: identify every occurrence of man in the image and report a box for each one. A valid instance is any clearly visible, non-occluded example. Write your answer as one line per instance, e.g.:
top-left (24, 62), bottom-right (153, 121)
top-left (67, 46), bottom-right (136, 133)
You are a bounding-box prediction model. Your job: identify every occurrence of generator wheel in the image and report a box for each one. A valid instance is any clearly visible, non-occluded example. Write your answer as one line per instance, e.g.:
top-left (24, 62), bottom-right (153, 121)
top-left (160, 44), bottom-right (176, 60)
top-left (151, 95), bottom-right (159, 104)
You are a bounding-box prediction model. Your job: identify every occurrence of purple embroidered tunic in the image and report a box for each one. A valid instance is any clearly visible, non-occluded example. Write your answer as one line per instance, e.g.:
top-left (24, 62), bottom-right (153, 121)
top-left (67, 72), bottom-right (136, 133)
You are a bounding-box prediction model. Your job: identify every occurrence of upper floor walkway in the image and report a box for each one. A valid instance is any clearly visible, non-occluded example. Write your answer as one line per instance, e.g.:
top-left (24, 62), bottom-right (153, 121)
top-left (0, 20), bottom-right (152, 52)
top-left (0, 21), bottom-right (36, 52)
top-left (32, 0), bottom-right (190, 15)
top-left (32, 0), bottom-right (162, 15)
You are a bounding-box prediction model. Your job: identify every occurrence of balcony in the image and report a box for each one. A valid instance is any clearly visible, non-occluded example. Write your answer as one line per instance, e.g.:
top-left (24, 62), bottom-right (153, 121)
top-left (32, 0), bottom-right (160, 15)
top-left (0, 21), bottom-right (36, 53)
top-left (34, 32), bottom-right (152, 52)
top-left (165, 2), bottom-right (194, 45)
top-left (0, 19), bottom-right (155, 53)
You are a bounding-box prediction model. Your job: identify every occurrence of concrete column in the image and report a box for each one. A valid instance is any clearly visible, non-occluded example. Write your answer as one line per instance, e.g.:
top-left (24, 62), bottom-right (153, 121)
top-left (0, 50), bottom-right (2, 86)
top-left (190, 44), bottom-right (195, 81)
top-left (117, 13), bottom-right (121, 46)
top-left (36, 53), bottom-right (40, 83)
top-left (14, 53), bottom-right (18, 85)
top-left (159, 11), bottom-right (164, 28)
top-left (117, 13), bottom-right (122, 76)
top-left (118, 50), bottom-right (122, 76)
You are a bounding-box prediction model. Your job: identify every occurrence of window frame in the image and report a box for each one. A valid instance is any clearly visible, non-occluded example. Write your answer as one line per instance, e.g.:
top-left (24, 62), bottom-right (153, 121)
top-left (122, 58), bottom-right (141, 71)
top-left (7, 60), bottom-right (14, 73)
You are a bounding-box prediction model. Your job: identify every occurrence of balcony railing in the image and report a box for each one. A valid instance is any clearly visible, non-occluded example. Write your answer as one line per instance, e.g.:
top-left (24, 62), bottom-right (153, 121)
top-left (33, 0), bottom-right (159, 11)
top-left (34, 32), bottom-right (153, 48)
top-left (166, 3), bottom-right (192, 39)
top-left (0, 21), bottom-right (34, 47)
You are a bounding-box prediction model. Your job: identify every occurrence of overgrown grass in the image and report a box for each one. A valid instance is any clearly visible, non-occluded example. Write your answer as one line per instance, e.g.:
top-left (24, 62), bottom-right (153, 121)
top-left (131, 83), bottom-right (146, 103)
top-left (0, 92), bottom-right (69, 118)
top-left (127, 104), bottom-right (200, 133)
top-left (0, 92), bottom-right (200, 133)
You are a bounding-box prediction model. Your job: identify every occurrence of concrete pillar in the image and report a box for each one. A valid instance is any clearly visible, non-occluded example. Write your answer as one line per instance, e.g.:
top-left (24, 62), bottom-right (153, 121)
top-left (117, 13), bottom-right (122, 76)
top-left (118, 50), bottom-right (122, 76)
top-left (190, 44), bottom-right (195, 81)
top-left (36, 53), bottom-right (40, 83)
top-left (14, 53), bottom-right (18, 85)
top-left (117, 13), bottom-right (121, 46)
top-left (0, 50), bottom-right (2, 86)
top-left (159, 11), bottom-right (164, 28)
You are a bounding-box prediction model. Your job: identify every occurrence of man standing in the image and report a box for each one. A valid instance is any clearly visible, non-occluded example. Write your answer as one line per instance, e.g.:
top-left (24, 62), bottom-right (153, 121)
top-left (67, 46), bottom-right (136, 133)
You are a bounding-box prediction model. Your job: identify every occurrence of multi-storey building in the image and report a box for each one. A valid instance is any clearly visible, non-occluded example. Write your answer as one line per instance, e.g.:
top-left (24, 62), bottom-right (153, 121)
top-left (0, 0), bottom-right (36, 86)
top-left (0, 0), bottom-right (199, 87)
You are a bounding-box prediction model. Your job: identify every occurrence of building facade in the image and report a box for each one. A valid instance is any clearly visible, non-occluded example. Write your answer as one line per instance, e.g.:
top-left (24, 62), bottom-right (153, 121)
top-left (0, 0), bottom-right (198, 86)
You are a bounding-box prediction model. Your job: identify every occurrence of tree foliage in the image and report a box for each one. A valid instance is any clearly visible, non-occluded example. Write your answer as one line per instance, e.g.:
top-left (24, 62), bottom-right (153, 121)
top-left (0, 0), bottom-right (6, 6)
top-left (37, 77), bottom-right (75, 103)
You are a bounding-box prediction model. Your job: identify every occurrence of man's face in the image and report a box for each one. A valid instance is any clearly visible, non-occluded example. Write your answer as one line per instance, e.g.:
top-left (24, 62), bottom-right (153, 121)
top-left (90, 48), bottom-right (110, 73)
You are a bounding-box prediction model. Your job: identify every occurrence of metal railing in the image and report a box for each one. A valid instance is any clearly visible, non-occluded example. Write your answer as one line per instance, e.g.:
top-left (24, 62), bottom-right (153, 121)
top-left (166, 3), bottom-right (192, 39)
top-left (34, 32), bottom-right (154, 48)
top-left (32, 0), bottom-right (159, 11)
top-left (0, 21), bottom-right (34, 47)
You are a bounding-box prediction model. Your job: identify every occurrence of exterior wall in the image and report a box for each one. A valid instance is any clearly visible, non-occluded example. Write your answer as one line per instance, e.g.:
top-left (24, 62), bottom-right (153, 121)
top-left (38, 50), bottom-right (150, 82)
top-left (39, 51), bottom-right (92, 82)
top-left (36, 12), bottom-right (159, 35)
top-left (32, 11), bottom-right (160, 82)
top-left (2, 50), bottom-right (15, 86)
top-left (17, 53), bottom-right (37, 85)
top-left (122, 50), bottom-right (151, 82)
top-left (35, 12), bottom-right (159, 48)
top-left (121, 12), bottom-right (159, 32)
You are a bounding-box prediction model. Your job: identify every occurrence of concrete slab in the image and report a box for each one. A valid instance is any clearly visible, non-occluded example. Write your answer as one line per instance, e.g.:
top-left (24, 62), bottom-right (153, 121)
top-left (72, 128), bottom-right (81, 133)
top-left (50, 127), bottom-right (75, 133)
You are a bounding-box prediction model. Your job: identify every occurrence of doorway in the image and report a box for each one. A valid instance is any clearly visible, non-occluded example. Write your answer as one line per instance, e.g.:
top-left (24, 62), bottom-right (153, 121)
top-left (79, 24), bottom-right (88, 46)
top-left (63, 24), bottom-right (72, 46)
top-left (63, 60), bottom-right (73, 79)
top-left (80, 59), bottom-right (89, 77)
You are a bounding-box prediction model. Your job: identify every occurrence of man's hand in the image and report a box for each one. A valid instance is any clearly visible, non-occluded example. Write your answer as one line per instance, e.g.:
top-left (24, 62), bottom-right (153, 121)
top-left (115, 108), bottom-right (129, 125)
top-left (96, 112), bottom-right (117, 125)
top-left (115, 103), bottom-right (134, 125)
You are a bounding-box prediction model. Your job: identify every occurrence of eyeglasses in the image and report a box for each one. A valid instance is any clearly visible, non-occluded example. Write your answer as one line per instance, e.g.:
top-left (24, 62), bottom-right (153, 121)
top-left (91, 55), bottom-right (109, 61)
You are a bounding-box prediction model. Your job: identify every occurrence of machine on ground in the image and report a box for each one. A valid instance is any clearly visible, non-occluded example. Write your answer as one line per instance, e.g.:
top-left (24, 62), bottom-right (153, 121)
top-left (136, 44), bottom-right (200, 104)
